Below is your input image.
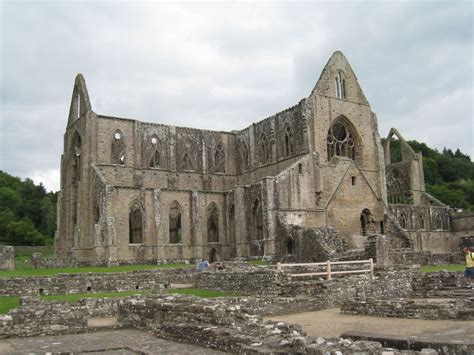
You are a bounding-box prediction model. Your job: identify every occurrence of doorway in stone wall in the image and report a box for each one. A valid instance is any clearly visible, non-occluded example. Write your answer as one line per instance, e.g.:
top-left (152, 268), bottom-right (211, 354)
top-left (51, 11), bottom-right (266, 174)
top-left (360, 209), bottom-right (371, 236)
top-left (209, 248), bottom-right (217, 263)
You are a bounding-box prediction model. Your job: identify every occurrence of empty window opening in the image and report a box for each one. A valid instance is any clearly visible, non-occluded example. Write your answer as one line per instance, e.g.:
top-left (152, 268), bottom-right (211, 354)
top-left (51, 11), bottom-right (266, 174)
top-left (252, 199), bottom-right (263, 241)
top-left (149, 150), bottom-right (160, 168)
top-left (335, 71), bottom-right (346, 99)
top-left (400, 214), bottom-right (407, 229)
top-left (169, 201), bottom-right (182, 243)
top-left (209, 248), bottom-right (217, 263)
top-left (87, 286), bottom-right (92, 292)
top-left (207, 203), bottom-right (219, 243)
top-left (135, 285), bottom-right (140, 290)
top-left (351, 176), bottom-right (356, 185)
top-left (94, 204), bottom-right (100, 224)
top-left (360, 209), bottom-right (371, 236)
top-left (298, 163), bottom-right (303, 175)
top-left (129, 205), bottom-right (143, 244)
top-left (380, 221), bottom-right (384, 234)
top-left (214, 144), bottom-right (226, 173)
top-left (286, 238), bottom-right (294, 254)
top-left (39, 288), bottom-right (44, 295)
top-left (420, 215), bottom-right (425, 230)
top-left (112, 130), bottom-right (125, 165)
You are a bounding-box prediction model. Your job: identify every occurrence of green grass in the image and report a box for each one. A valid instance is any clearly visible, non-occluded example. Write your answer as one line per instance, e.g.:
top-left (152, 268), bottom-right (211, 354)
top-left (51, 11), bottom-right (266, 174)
top-left (167, 288), bottom-right (239, 298)
top-left (0, 296), bottom-right (20, 314)
top-left (247, 259), bottom-right (268, 266)
top-left (0, 263), bottom-right (192, 278)
top-left (420, 264), bottom-right (464, 272)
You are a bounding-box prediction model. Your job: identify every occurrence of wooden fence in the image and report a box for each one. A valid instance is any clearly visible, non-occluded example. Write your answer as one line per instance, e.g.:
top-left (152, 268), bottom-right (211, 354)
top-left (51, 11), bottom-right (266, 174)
top-left (276, 259), bottom-right (374, 280)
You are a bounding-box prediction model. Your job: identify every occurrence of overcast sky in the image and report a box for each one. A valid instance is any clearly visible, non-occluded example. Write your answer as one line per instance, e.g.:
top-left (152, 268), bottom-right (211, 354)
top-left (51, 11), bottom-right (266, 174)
top-left (0, 0), bottom-right (472, 192)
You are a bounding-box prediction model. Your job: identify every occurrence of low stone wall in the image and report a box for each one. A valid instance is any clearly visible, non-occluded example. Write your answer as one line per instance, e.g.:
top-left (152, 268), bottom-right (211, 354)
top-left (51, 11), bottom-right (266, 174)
top-left (412, 270), bottom-right (467, 298)
top-left (31, 253), bottom-right (75, 269)
top-left (0, 246), bottom-right (14, 271)
top-left (118, 294), bottom-right (438, 354)
top-left (196, 266), bottom-right (418, 304)
top-left (341, 298), bottom-right (473, 320)
top-left (0, 268), bottom-right (197, 296)
top-left (0, 296), bottom-right (87, 337)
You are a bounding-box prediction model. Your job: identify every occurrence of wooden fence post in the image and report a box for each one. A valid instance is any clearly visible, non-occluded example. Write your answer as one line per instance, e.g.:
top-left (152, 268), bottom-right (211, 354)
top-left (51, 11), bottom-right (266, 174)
top-left (326, 260), bottom-right (332, 281)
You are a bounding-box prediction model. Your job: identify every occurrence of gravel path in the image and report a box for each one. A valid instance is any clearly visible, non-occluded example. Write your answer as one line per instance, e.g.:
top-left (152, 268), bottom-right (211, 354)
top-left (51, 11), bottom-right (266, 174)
top-left (264, 308), bottom-right (474, 342)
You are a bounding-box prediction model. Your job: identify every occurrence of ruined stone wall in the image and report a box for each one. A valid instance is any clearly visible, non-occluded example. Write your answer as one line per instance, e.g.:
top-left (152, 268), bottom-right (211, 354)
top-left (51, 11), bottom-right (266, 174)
top-left (451, 212), bottom-right (474, 233)
top-left (0, 246), bottom-right (14, 270)
top-left (0, 269), bottom-right (197, 296)
top-left (0, 296), bottom-right (87, 337)
top-left (341, 297), bottom-right (472, 320)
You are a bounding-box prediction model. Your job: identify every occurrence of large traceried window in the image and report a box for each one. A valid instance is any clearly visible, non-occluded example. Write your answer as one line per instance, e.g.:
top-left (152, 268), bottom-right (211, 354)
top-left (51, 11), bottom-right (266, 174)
top-left (111, 130), bottom-right (125, 165)
top-left (327, 119), bottom-right (356, 161)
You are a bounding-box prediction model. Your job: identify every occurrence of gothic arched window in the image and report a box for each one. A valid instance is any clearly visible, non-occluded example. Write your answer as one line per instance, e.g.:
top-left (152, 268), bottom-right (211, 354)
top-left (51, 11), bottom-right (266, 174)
top-left (327, 119), bottom-right (356, 161)
top-left (335, 71), bottom-right (346, 99)
top-left (111, 130), bottom-right (125, 165)
top-left (149, 135), bottom-right (161, 168)
top-left (169, 201), bottom-right (182, 243)
top-left (129, 203), bottom-right (143, 244)
top-left (207, 203), bottom-right (219, 243)
top-left (284, 126), bottom-right (293, 157)
top-left (240, 140), bottom-right (249, 172)
top-left (214, 144), bottom-right (225, 173)
top-left (260, 134), bottom-right (269, 164)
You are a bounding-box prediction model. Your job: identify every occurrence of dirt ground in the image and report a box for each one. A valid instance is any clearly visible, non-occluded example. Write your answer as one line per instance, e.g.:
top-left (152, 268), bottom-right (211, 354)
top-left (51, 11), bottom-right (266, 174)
top-left (264, 308), bottom-right (474, 343)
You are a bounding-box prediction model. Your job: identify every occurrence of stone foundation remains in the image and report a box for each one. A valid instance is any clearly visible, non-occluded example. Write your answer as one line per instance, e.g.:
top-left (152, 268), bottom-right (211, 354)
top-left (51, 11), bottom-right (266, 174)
top-left (0, 246), bottom-right (14, 271)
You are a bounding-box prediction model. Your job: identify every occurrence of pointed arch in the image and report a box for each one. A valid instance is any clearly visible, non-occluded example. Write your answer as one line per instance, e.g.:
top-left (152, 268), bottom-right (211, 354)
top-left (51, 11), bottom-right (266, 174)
top-left (169, 201), bottom-right (182, 243)
top-left (207, 202), bottom-right (219, 243)
top-left (286, 237), bottom-right (295, 254)
top-left (283, 125), bottom-right (293, 157)
top-left (180, 138), bottom-right (195, 171)
top-left (214, 143), bottom-right (225, 173)
top-left (67, 74), bottom-right (92, 127)
top-left (327, 116), bottom-right (359, 162)
top-left (260, 134), bottom-right (270, 164)
top-left (383, 128), bottom-right (417, 165)
top-left (252, 199), bottom-right (263, 240)
top-left (129, 199), bottom-right (143, 244)
top-left (360, 208), bottom-right (371, 236)
top-left (149, 135), bottom-right (161, 168)
top-left (111, 130), bottom-right (125, 165)
top-left (239, 140), bottom-right (249, 172)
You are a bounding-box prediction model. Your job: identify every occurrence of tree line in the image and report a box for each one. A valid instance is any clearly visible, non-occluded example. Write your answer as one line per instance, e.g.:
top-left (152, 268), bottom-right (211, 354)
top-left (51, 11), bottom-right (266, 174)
top-left (0, 171), bottom-right (57, 246)
top-left (387, 139), bottom-right (474, 210)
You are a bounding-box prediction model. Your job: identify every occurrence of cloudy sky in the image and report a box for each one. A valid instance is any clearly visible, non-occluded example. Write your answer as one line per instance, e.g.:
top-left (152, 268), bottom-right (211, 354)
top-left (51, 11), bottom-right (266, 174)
top-left (0, 0), bottom-right (472, 192)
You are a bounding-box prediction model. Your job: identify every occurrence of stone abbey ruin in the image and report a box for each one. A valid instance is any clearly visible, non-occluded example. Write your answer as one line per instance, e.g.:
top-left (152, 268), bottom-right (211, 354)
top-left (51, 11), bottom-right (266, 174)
top-left (1, 51), bottom-right (472, 354)
top-left (55, 51), bottom-right (471, 265)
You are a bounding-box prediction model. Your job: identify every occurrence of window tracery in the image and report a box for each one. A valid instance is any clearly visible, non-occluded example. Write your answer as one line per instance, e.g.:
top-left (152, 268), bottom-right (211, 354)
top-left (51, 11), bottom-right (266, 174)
top-left (129, 202), bottom-right (143, 244)
top-left (327, 120), bottom-right (356, 161)
top-left (335, 71), bottom-right (346, 99)
top-left (149, 135), bottom-right (161, 168)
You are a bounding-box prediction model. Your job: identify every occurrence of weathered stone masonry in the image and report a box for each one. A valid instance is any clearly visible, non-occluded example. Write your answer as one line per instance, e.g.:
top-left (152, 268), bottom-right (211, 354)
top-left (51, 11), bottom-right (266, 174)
top-left (55, 51), bottom-right (464, 266)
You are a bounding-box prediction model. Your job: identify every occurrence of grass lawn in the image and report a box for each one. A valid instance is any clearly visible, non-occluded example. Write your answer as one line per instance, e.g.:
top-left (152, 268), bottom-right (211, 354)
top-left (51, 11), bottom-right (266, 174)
top-left (247, 259), bottom-right (268, 266)
top-left (0, 296), bottom-right (20, 314)
top-left (420, 264), bottom-right (464, 272)
top-left (0, 263), bottom-right (193, 278)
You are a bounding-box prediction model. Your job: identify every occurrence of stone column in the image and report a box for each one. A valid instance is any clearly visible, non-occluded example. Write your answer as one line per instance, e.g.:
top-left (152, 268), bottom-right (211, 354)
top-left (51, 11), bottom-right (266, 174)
top-left (262, 177), bottom-right (276, 257)
top-left (233, 186), bottom-right (247, 257)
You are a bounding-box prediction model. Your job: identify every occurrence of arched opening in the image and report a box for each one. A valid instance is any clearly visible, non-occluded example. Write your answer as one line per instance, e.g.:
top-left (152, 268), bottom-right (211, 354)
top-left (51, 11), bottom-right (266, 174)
top-left (169, 201), bottom-right (182, 243)
top-left (284, 126), bottom-right (292, 157)
top-left (207, 203), bottom-right (219, 243)
top-left (286, 238), bottom-right (294, 254)
top-left (252, 199), bottom-right (263, 240)
top-left (209, 248), bottom-right (217, 263)
top-left (420, 214), bottom-right (425, 230)
top-left (71, 132), bottom-right (82, 227)
top-left (435, 214), bottom-right (443, 230)
top-left (360, 209), bottom-right (371, 236)
top-left (229, 205), bottom-right (236, 256)
top-left (241, 141), bottom-right (249, 171)
top-left (93, 203), bottom-right (100, 224)
top-left (149, 135), bottom-right (161, 168)
top-left (214, 144), bottom-right (225, 173)
top-left (129, 204), bottom-right (143, 244)
top-left (400, 213), bottom-right (407, 229)
top-left (112, 130), bottom-right (125, 165)
top-left (260, 134), bottom-right (269, 164)
top-left (327, 118), bottom-right (357, 161)
top-left (181, 139), bottom-right (194, 171)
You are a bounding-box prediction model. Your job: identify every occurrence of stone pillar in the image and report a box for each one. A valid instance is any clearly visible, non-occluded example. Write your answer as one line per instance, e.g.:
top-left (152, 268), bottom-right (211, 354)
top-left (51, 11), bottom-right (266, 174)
top-left (375, 235), bottom-right (392, 267)
top-left (233, 186), bottom-right (247, 257)
top-left (263, 177), bottom-right (276, 257)
top-left (0, 246), bottom-right (14, 270)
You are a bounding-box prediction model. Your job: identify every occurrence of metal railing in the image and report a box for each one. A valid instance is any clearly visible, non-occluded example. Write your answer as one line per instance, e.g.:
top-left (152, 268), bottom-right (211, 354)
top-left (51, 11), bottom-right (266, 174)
top-left (276, 258), bottom-right (374, 280)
